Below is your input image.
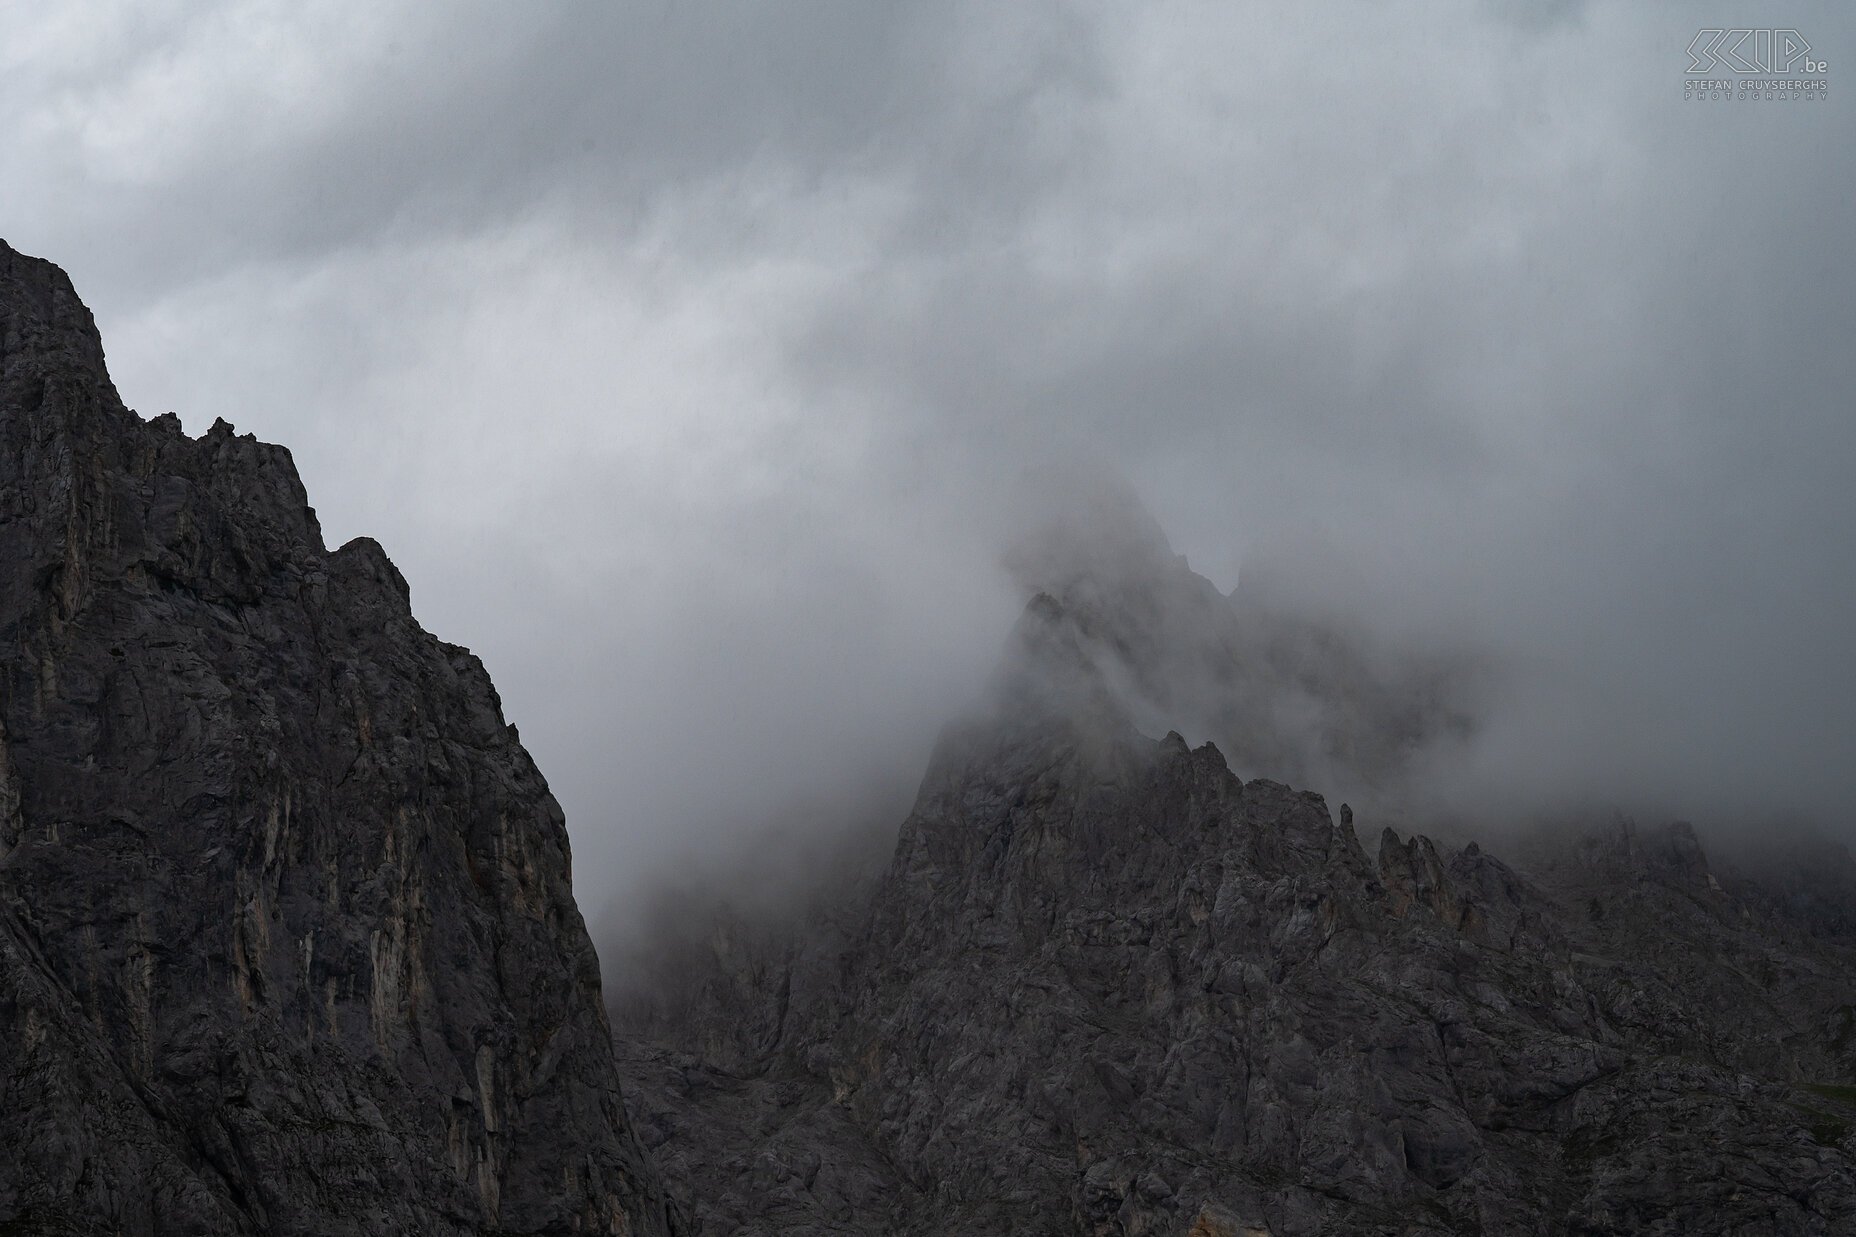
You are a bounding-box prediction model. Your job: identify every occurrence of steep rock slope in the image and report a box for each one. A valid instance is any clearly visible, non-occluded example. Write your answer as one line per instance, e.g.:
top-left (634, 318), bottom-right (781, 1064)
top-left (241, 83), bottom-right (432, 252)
top-left (0, 241), bottom-right (675, 1235)
top-left (617, 540), bottom-right (1856, 1234)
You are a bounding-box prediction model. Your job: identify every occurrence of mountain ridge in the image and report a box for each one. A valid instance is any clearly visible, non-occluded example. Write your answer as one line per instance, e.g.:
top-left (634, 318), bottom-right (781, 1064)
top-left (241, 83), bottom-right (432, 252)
top-left (615, 570), bottom-right (1856, 1235)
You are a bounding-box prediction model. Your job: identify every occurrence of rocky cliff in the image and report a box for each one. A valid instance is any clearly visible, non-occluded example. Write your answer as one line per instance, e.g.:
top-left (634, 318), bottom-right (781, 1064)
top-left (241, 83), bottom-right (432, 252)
top-left (0, 241), bottom-right (675, 1235)
top-left (616, 520), bottom-right (1856, 1234)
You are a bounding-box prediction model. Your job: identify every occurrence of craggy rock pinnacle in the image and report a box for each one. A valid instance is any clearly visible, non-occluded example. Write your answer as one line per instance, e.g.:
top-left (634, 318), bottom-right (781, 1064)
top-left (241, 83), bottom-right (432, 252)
top-left (617, 572), bottom-right (1856, 1234)
top-left (0, 241), bottom-right (676, 1234)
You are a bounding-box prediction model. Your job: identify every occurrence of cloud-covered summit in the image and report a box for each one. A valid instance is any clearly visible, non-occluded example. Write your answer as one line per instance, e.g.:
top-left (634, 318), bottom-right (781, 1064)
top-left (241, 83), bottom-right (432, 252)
top-left (3, 2), bottom-right (1850, 923)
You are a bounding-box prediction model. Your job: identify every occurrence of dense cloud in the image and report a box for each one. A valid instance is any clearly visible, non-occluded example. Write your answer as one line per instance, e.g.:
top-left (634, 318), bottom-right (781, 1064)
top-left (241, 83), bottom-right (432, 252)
top-left (3, 2), bottom-right (1851, 940)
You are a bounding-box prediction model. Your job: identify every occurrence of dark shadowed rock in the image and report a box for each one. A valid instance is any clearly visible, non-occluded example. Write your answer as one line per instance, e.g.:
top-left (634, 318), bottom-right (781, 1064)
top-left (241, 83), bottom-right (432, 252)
top-left (0, 241), bottom-right (676, 1235)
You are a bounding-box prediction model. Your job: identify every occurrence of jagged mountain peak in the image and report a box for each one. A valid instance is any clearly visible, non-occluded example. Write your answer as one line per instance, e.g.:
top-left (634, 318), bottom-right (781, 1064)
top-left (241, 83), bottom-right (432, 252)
top-left (617, 474), bottom-right (1856, 1237)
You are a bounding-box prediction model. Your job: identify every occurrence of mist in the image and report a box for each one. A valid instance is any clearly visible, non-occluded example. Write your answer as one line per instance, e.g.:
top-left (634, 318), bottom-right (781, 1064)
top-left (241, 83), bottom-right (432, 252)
top-left (3, 2), bottom-right (1851, 947)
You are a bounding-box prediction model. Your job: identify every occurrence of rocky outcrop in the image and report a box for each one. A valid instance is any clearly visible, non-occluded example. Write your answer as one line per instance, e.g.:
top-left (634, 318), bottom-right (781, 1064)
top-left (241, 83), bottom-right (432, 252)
top-left (616, 530), bottom-right (1856, 1234)
top-left (0, 241), bottom-right (675, 1234)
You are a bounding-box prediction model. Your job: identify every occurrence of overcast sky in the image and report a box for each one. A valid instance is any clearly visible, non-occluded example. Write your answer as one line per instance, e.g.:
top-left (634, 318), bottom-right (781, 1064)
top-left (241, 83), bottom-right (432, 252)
top-left (3, 2), bottom-right (1851, 929)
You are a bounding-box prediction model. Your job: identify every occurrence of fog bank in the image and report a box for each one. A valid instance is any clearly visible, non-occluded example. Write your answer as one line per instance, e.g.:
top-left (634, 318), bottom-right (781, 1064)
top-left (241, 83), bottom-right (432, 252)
top-left (3, 2), bottom-right (1850, 946)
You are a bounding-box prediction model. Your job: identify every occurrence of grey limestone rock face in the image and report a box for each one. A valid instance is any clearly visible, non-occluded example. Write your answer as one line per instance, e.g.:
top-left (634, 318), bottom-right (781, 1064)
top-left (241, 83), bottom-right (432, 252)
top-left (0, 240), bottom-right (676, 1236)
top-left (616, 536), bottom-right (1856, 1234)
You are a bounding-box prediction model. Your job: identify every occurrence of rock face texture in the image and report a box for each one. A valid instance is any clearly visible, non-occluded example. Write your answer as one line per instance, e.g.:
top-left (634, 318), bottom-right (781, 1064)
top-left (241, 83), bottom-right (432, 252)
top-left (0, 241), bottom-right (675, 1234)
top-left (616, 521), bottom-right (1856, 1234)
